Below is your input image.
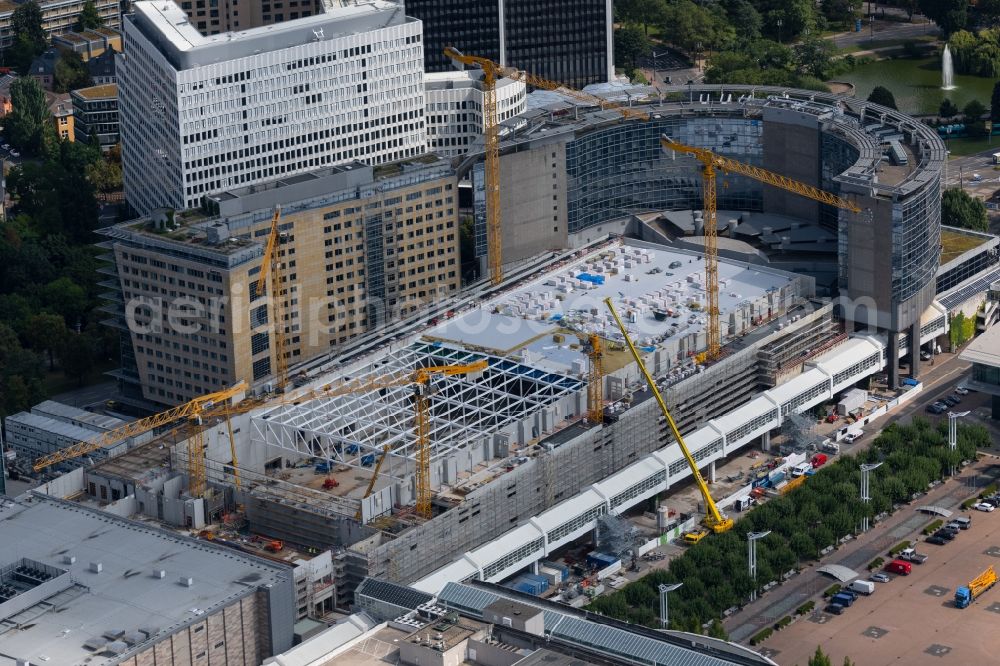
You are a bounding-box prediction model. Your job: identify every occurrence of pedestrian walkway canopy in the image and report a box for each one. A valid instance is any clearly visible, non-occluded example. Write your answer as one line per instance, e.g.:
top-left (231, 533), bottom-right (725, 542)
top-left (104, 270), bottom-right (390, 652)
top-left (817, 564), bottom-right (860, 582)
top-left (917, 505), bottom-right (953, 518)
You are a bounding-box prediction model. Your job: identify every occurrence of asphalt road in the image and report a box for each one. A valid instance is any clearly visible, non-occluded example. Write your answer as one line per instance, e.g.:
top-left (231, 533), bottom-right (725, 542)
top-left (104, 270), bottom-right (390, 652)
top-left (724, 352), bottom-right (982, 644)
top-left (829, 17), bottom-right (938, 50)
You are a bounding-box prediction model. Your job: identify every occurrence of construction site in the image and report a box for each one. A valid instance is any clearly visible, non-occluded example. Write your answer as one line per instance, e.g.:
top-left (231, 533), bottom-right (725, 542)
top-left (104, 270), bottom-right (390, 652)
top-left (17, 80), bottom-right (1000, 637)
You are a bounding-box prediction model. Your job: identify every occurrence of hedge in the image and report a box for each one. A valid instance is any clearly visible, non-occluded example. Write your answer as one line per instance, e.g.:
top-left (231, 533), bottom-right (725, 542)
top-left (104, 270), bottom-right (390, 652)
top-left (889, 540), bottom-right (911, 556)
top-left (962, 498), bottom-right (977, 510)
top-left (980, 483), bottom-right (998, 498)
top-left (774, 616), bottom-right (792, 630)
top-left (923, 519), bottom-right (944, 535)
top-left (823, 584), bottom-right (842, 598)
top-left (749, 628), bottom-right (773, 646)
top-left (868, 557), bottom-right (885, 571)
top-left (796, 601), bottom-right (815, 615)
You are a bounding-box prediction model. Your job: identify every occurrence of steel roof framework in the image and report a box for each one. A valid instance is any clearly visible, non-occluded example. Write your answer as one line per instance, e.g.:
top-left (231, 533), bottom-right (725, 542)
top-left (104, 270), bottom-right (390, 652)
top-left (250, 342), bottom-right (584, 475)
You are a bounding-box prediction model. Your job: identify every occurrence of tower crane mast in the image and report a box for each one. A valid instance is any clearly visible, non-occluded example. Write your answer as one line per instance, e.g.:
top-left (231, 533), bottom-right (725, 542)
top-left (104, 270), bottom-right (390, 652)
top-left (256, 207), bottom-right (289, 391)
top-left (660, 136), bottom-right (860, 361)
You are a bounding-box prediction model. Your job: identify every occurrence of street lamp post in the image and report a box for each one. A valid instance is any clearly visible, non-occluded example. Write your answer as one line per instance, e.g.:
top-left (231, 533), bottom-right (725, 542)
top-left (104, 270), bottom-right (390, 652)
top-left (748, 531), bottom-right (771, 602)
top-left (869, 15), bottom-right (875, 40)
top-left (687, 79), bottom-right (694, 104)
top-left (776, 18), bottom-right (783, 44)
top-left (860, 462), bottom-right (882, 532)
top-left (658, 583), bottom-right (682, 628)
top-left (949, 411), bottom-right (970, 477)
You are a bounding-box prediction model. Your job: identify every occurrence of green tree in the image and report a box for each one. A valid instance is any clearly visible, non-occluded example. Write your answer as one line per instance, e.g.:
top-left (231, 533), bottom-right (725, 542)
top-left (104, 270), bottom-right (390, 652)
top-left (940, 98), bottom-right (959, 118)
top-left (86, 156), bottom-right (123, 192)
top-left (808, 646), bottom-right (833, 666)
top-left (794, 34), bottom-right (834, 78)
top-left (723, 0), bottom-right (762, 43)
top-left (53, 49), bottom-right (92, 93)
top-left (6, 77), bottom-right (51, 157)
top-left (706, 618), bottom-right (728, 640)
top-left (867, 85), bottom-right (898, 110)
top-left (820, 0), bottom-right (860, 26)
top-left (617, 0), bottom-right (666, 36)
top-left (942, 188), bottom-right (989, 232)
top-left (26, 312), bottom-right (68, 370)
top-left (918, 0), bottom-right (968, 36)
top-left (62, 332), bottom-right (94, 386)
top-left (75, 0), bottom-right (104, 30)
top-left (12, 0), bottom-right (46, 53)
top-left (660, 0), bottom-right (735, 53)
top-left (614, 25), bottom-right (651, 74)
top-left (964, 99), bottom-right (987, 121)
top-left (41, 277), bottom-right (88, 327)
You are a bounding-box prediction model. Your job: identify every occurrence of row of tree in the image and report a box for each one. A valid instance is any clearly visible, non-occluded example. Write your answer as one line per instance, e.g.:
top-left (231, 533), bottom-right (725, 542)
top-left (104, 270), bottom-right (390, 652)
top-left (586, 418), bottom-right (990, 632)
top-left (0, 78), bottom-right (122, 417)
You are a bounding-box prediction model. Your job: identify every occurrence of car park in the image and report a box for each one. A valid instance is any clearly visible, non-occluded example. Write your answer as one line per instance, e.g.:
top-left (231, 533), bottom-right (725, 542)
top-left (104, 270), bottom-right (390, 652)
top-left (975, 502), bottom-right (995, 512)
top-left (870, 572), bottom-right (891, 583)
top-left (926, 535), bottom-right (948, 545)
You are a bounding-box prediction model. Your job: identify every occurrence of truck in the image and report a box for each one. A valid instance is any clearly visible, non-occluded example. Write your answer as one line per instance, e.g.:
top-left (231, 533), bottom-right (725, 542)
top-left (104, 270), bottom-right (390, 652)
top-left (849, 580), bottom-right (875, 596)
top-left (955, 566), bottom-right (997, 608)
top-left (885, 560), bottom-right (912, 575)
top-left (831, 592), bottom-right (855, 607)
top-left (819, 439), bottom-right (840, 454)
top-left (899, 548), bottom-right (928, 564)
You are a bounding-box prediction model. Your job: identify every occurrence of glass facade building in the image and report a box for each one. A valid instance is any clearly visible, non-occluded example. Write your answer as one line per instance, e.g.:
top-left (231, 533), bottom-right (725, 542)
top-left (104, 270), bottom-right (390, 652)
top-left (565, 117), bottom-right (764, 233)
top-left (409, 0), bottom-right (612, 89)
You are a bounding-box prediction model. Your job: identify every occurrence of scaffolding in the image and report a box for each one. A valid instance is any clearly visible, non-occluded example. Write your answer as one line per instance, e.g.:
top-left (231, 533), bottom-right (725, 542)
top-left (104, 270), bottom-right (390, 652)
top-left (250, 342), bottom-right (584, 475)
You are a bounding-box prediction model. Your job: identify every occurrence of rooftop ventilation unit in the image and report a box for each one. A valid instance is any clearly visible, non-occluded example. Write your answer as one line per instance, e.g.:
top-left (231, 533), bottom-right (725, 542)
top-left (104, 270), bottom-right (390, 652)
top-left (179, 576), bottom-right (194, 587)
top-left (90, 562), bottom-right (103, 574)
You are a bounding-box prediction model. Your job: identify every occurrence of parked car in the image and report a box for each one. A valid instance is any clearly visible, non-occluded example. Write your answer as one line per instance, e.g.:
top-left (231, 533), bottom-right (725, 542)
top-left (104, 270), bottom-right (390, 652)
top-left (926, 403), bottom-right (946, 414)
top-left (885, 560), bottom-right (912, 575)
top-left (824, 603), bottom-right (845, 615)
top-left (944, 395), bottom-right (960, 406)
top-left (975, 502), bottom-right (995, 512)
top-left (870, 572), bottom-right (891, 583)
top-left (951, 516), bottom-right (972, 530)
top-left (850, 580), bottom-right (875, 595)
top-left (926, 535), bottom-right (948, 546)
top-left (955, 386), bottom-right (970, 396)
top-left (934, 529), bottom-right (956, 541)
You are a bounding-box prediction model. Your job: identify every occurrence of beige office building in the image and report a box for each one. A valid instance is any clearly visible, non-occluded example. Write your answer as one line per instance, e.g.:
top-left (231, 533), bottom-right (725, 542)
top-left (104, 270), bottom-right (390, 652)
top-left (100, 156), bottom-right (460, 405)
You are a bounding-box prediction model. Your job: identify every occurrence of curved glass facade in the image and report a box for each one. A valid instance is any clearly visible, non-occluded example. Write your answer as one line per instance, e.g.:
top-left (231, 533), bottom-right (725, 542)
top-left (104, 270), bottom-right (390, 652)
top-left (565, 117), bottom-right (764, 233)
top-left (892, 179), bottom-right (941, 303)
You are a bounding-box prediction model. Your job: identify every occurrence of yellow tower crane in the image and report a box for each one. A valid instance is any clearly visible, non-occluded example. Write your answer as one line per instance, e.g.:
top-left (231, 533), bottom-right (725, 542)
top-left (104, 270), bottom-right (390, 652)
top-left (659, 136), bottom-right (862, 361)
top-left (605, 297), bottom-right (732, 541)
top-left (256, 207), bottom-right (290, 391)
top-left (255, 358), bottom-right (489, 519)
top-left (585, 334), bottom-right (604, 424)
top-left (32, 382), bottom-right (248, 473)
top-left (443, 47), bottom-right (647, 287)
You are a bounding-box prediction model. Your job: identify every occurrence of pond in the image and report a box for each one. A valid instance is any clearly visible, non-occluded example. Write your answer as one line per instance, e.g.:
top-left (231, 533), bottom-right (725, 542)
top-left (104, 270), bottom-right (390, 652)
top-left (834, 57), bottom-right (995, 116)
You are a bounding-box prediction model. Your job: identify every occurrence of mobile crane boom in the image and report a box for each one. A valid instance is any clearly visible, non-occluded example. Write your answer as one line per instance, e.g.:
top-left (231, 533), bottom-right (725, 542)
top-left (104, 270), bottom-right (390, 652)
top-left (604, 297), bottom-right (732, 536)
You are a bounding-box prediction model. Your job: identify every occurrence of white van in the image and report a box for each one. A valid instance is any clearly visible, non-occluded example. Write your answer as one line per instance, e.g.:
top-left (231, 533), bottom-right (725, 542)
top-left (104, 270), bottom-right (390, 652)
top-left (790, 462), bottom-right (812, 478)
top-left (850, 580), bottom-right (875, 595)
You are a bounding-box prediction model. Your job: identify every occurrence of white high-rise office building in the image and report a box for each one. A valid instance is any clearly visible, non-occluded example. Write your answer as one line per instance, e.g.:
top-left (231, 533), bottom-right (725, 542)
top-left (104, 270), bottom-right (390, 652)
top-left (119, 0), bottom-right (426, 215)
top-left (424, 70), bottom-right (526, 157)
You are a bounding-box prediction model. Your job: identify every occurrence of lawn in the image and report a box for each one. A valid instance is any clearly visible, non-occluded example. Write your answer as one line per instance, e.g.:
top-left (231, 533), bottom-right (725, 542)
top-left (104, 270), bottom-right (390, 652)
top-left (943, 136), bottom-right (1000, 157)
top-left (835, 35), bottom-right (937, 55)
